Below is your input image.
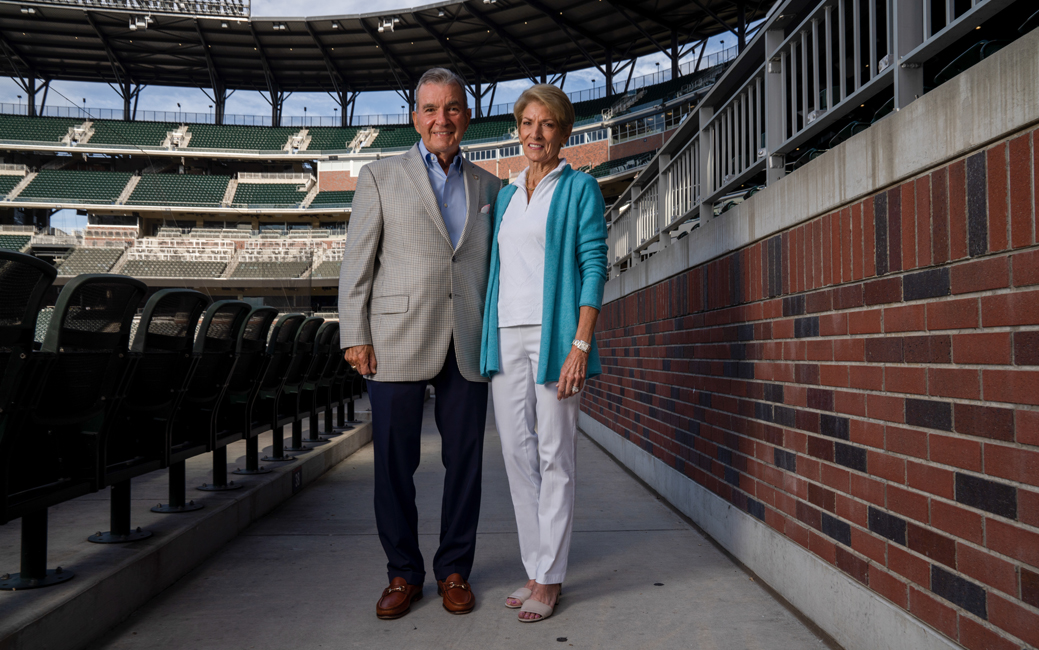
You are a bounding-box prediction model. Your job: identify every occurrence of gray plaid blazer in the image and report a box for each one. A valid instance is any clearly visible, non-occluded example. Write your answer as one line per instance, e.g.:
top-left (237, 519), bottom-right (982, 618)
top-left (338, 144), bottom-right (501, 383)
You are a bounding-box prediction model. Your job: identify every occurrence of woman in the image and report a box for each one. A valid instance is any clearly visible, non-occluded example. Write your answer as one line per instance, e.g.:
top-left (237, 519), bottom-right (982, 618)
top-left (480, 84), bottom-right (608, 623)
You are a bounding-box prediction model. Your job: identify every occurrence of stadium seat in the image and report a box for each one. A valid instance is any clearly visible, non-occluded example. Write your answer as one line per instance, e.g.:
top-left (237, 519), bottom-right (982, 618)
top-left (231, 183), bottom-right (307, 208)
top-left (231, 260), bottom-right (310, 279)
top-left (219, 307), bottom-right (279, 477)
top-left (367, 127), bottom-right (421, 149)
top-left (186, 125), bottom-right (299, 150)
top-left (126, 174), bottom-right (230, 208)
top-left (933, 40), bottom-right (1008, 87)
top-left (301, 321), bottom-right (341, 443)
top-left (828, 121), bottom-right (869, 148)
top-left (278, 317), bottom-right (326, 452)
top-left (89, 121), bottom-right (178, 147)
top-left (0, 175), bottom-right (21, 198)
top-left (0, 273), bottom-right (145, 589)
top-left (16, 170), bottom-right (132, 205)
top-left (0, 234), bottom-right (31, 252)
top-left (56, 247), bottom-right (124, 275)
top-left (309, 190), bottom-right (355, 208)
top-left (93, 289), bottom-right (210, 539)
top-left (0, 251), bottom-right (57, 424)
top-left (306, 127), bottom-right (360, 151)
top-left (311, 259), bottom-right (342, 278)
top-left (0, 115), bottom-right (82, 143)
top-left (255, 314), bottom-right (307, 463)
top-left (1022, 9), bottom-right (1039, 34)
top-left (183, 301), bottom-right (253, 493)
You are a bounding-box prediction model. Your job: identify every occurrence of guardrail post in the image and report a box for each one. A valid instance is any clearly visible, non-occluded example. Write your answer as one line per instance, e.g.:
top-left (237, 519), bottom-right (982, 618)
top-left (630, 183), bottom-right (642, 266)
top-left (764, 27), bottom-right (786, 186)
top-left (656, 154), bottom-right (671, 247)
top-left (698, 106), bottom-right (714, 224)
top-left (894, 0), bottom-right (925, 110)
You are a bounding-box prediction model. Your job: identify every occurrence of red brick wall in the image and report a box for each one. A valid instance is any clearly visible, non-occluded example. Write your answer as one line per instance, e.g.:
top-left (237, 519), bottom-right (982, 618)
top-left (318, 170), bottom-right (357, 191)
top-left (610, 133), bottom-right (663, 160)
top-left (584, 125), bottom-right (1039, 650)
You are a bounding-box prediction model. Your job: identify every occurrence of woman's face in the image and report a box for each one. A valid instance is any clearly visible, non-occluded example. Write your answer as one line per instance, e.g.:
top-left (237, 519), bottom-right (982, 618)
top-left (519, 101), bottom-right (571, 166)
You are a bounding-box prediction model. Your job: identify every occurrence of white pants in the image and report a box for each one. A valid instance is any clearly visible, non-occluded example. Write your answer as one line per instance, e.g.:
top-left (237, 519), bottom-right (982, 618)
top-left (491, 325), bottom-right (579, 585)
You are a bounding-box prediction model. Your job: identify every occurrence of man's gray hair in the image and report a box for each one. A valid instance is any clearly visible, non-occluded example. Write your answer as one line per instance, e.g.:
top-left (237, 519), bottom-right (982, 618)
top-left (416, 68), bottom-right (467, 106)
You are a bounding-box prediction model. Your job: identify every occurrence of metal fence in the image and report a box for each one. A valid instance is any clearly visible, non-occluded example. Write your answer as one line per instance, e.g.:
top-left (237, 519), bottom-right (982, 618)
top-left (606, 0), bottom-right (1018, 274)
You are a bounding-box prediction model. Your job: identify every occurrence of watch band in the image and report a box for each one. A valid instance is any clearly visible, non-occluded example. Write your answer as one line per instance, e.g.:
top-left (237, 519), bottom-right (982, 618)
top-left (572, 339), bottom-right (590, 353)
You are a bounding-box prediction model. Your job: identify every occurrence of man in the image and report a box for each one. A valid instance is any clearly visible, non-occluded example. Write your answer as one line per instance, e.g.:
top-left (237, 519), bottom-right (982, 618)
top-left (338, 68), bottom-right (501, 619)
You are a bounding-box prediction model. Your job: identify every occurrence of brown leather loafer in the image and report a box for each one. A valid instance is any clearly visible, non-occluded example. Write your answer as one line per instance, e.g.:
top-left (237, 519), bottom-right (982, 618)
top-left (376, 577), bottom-right (422, 619)
top-left (436, 573), bottom-right (475, 614)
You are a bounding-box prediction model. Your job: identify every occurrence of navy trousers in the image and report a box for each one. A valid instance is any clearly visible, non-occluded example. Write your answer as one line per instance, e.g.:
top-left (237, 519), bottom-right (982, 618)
top-left (367, 341), bottom-right (488, 585)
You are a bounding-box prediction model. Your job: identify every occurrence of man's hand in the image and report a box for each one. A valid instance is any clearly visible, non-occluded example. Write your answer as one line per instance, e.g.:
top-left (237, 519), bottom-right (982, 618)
top-left (345, 345), bottom-right (378, 376)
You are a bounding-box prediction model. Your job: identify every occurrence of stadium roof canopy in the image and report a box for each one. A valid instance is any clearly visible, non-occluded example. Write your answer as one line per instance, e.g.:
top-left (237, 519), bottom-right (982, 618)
top-left (0, 0), bottom-right (774, 113)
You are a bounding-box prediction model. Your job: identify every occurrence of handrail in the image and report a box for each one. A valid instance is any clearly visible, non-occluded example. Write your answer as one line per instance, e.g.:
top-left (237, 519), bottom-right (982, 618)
top-left (605, 0), bottom-right (1017, 276)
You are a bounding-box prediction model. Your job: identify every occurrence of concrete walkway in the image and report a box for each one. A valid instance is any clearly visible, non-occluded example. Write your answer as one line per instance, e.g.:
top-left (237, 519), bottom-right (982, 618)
top-left (88, 398), bottom-right (834, 650)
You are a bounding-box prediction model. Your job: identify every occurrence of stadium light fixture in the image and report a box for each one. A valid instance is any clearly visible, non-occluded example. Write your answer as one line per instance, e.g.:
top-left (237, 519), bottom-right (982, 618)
top-left (19, 6), bottom-right (35, 14)
top-left (331, 21), bottom-right (340, 29)
top-left (221, 21), bottom-right (228, 28)
top-left (438, 9), bottom-right (445, 17)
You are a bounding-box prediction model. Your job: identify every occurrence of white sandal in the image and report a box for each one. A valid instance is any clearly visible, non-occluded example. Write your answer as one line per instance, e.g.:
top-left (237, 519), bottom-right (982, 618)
top-left (505, 587), bottom-right (532, 609)
top-left (518, 597), bottom-right (554, 622)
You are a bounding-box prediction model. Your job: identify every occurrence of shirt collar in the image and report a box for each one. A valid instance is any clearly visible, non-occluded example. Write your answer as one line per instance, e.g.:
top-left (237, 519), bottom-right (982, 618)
top-left (418, 139), bottom-right (463, 175)
top-left (513, 158), bottom-right (569, 188)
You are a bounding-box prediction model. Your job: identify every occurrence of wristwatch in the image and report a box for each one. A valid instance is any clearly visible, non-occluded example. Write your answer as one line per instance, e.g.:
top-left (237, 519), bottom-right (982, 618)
top-left (572, 339), bottom-right (590, 353)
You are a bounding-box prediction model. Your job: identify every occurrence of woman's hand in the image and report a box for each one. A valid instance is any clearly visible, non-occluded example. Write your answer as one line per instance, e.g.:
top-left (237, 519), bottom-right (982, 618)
top-left (557, 346), bottom-right (589, 401)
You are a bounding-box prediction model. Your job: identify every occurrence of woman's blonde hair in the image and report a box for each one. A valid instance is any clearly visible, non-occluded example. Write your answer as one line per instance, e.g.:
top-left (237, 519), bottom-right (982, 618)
top-left (513, 84), bottom-right (575, 134)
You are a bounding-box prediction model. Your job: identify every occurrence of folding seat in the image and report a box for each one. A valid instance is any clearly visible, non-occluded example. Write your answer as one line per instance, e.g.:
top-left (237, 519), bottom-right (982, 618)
top-left (0, 273), bottom-right (145, 589)
top-left (93, 289), bottom-right (209, 539)
top-left (180, 301), bottom-right (253, 493)
top-left (299, 321), bottom-right (340, 444)
top-left (253, 314), bottom-right (306, 462)
top-left (216, 307), bottom-right (279, 476)
top-left (277, 317), bottom-right (325, 453)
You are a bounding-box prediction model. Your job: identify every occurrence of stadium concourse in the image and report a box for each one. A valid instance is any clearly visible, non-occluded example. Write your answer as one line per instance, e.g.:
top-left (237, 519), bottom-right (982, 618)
top-left (4, 0), bottom-right (1039, 649)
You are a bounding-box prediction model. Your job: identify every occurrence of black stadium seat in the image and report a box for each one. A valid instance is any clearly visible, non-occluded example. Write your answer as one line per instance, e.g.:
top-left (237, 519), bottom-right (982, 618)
top-left (1, 273), bottom-right (145, 589)
top-left (255, 314), bottom-right (306, 463)
top-left (185, 301), bottom-right (253, 493)
top-left (278, 316), bottom-right (326, 452)
top-left (94, 288), bottom-right (210, 540)
top-left (301, 320), bottom-right (340, 444)
top-left (220, 306), bottom-right (279, 476)
top-left (0, 252), bottom-right (57, 418)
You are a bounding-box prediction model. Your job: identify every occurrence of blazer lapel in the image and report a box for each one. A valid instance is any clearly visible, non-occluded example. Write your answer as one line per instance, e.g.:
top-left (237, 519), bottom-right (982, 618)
top-left (402, 145), bottom-right (453, 248)
top-left (454, 158), bottom-right (481, 252)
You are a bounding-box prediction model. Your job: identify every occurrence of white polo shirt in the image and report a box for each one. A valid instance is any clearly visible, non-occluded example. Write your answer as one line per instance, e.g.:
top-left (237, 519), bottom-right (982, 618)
top-left (497, 158), bottom-right (569, 328)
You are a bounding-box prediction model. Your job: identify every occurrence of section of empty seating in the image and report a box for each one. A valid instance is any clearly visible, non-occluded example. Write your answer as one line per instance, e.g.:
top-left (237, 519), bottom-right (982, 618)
top-left (305, 127), bottom-right (360, 151)
top-left (0, 114), bottom-right (82, 142)
top-left (588, 151), bottom-right (655, 178)
top-left (88, 120), bottom-right (178, 147)
top-left (232, 260), bottom-right (311, 278)
top-left (0, 234), bottom-right (31, 251)
top-left (367, 126), bottom-right (421, 149)
top-left (309, 190), bottom-right (355, 207)
top-left (571, 95), bottom-right (617, 122)
top-left (55, 246), bottom-right (125, 275)
top-left (310, 242), bottom-right (344, 279)
top-left (0, 174), bottom-right (21, 197)
top-left (0, 249), bottom-right (360, 590)
top-left (186, 125), bottom-right (299, 150)
top-left (462, 116), bottom-right (515, 142)
top-left (16, 169), bottom-right (132, 204)
top-left (122, 237), bottom-right (234, 278)
top-left (126, 174), bottom-right (230, 207)
top-left (230, 238), bottom-right (331, 279)
top-left (231, 183), bottom-right (308, 208)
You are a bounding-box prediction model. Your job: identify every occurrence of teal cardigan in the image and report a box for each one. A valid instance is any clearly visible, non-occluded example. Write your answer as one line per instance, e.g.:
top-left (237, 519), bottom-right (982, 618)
top-left (480, 165), bottom-right (608, 384)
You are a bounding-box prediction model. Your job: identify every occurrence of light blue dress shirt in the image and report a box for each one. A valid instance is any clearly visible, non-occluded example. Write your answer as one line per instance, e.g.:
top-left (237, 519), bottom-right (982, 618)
top-left (418, 139), bottom-right (467, 249)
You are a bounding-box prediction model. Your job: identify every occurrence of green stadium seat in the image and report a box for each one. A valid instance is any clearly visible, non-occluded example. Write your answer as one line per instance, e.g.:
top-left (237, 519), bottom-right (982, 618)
top-left (0, 115), bottom-right (82, 143)
top-left (829, 121), bottom-right (869, 148)
top-left (127, 174), bottom-right (230, 207)
top-left (0, 234), bottom-right (31, 251)
top-left (55, 247), bottom-right (124, 275)
top-left (231, 261), bottom-right (310, 279)
top-left (89, 120), bottom-right (178, 147)
top-left (309, 190), bottom-right (354, 207)
top-left (231, 183), bottom-right (307, 208)
top-left (16, 170), bottom-right (132, 204)
top-left (122, 260), bottom-right (227, 278)
top-left (306, 127), bottom-right (361, 151)
top-left (311, 260), bottom-right (342, 278)
top-left (0, 175), bottom-right (22, 198)
top-left (587, 152), bottom-right (655, 178)
top-left (186, 124), bottom-right (299, 150)
top-left (367, 126), bottom-right (422, 150)
top-left (933, 40), bottom-right (1008, 87)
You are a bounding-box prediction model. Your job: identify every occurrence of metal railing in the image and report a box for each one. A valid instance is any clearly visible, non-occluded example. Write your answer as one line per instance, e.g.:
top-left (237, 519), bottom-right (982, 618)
top-left (606, 0), bottom-right (1019, 275)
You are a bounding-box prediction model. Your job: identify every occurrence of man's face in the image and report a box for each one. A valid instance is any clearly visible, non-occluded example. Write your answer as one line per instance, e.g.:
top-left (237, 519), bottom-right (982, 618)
top-left (412, 82), bottom-right (471, 159)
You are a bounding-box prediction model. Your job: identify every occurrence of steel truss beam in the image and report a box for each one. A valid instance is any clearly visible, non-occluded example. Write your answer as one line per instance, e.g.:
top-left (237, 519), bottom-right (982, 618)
top-left (464, 5), bottom-right (546, 84)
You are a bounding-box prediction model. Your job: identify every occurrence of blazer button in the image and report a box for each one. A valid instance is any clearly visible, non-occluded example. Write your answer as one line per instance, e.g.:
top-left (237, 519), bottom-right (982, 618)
top-left (448, 293), bottom-right (453, 299)
top-left (452, 255), bottom-right (457, 262)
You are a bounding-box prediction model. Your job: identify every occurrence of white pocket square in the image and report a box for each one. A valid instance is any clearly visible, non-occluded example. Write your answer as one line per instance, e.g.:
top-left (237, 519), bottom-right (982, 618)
top-left (480, 204), bottom-right (492, 214)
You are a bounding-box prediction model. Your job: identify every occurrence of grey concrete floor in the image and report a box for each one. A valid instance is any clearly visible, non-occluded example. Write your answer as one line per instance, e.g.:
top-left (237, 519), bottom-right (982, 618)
top-left (86, 398), bottom-right (832, 650)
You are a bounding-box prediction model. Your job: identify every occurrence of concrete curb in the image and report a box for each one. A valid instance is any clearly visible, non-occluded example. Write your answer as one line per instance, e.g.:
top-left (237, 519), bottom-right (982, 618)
top-left (0, 422), bottom-right (372, 650)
